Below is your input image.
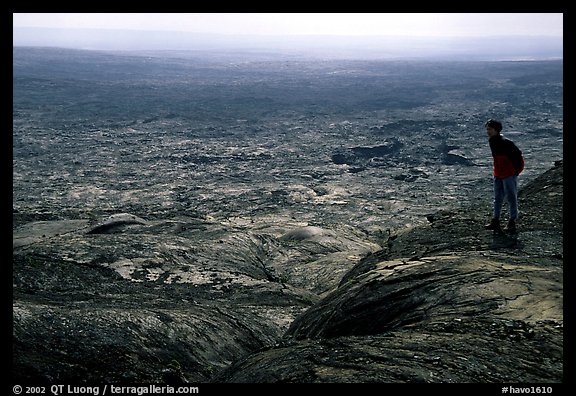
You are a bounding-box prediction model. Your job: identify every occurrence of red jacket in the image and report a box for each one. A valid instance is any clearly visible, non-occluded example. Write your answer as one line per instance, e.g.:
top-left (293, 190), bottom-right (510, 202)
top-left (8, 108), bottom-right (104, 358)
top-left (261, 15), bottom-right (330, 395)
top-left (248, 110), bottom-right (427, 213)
top-left (489, 134), bottom-right (524, 179)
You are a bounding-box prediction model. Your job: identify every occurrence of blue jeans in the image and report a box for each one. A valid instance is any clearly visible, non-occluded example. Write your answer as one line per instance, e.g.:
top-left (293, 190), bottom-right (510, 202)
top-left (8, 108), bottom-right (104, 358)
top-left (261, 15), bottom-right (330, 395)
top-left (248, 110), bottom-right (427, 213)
top-left (493, 175), bottom-right (518, 220)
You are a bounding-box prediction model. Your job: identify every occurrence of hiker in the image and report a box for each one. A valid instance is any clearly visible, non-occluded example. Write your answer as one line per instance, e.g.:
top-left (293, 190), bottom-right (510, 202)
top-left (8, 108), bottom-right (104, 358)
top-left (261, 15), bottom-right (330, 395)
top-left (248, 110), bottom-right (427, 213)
top-left (484, 119), bottom-right (524, 233)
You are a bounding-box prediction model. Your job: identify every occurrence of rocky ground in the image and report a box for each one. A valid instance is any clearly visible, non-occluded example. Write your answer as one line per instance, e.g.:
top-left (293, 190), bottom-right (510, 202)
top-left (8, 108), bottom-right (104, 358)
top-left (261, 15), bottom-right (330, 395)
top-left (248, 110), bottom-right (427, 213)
top-left (12, 161), bottom-right (564, 384)
top-left (215, 161), bottom-right (563, 383)
top-left (12, 47), bottom-right (563, 384)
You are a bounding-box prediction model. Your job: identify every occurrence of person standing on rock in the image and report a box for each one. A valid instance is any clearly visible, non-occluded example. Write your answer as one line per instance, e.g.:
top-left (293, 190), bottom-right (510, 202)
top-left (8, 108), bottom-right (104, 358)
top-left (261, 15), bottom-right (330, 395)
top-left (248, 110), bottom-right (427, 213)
top-left (484, 119), bottom-right (524, 234)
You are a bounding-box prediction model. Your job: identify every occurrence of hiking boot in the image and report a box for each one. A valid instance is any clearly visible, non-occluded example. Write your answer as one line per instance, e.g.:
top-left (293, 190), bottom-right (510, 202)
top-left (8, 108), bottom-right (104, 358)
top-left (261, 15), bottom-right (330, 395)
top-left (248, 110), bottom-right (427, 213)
top-left (504, 219), bottom-right (517, 233)
top-left (484, 218), bottom-right (501, 231)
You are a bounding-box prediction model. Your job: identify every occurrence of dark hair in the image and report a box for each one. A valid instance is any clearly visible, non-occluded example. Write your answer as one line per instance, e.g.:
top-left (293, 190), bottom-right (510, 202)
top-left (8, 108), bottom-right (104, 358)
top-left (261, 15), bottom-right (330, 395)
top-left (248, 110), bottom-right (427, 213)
top-left (485, 119), bottom-right (502, 133)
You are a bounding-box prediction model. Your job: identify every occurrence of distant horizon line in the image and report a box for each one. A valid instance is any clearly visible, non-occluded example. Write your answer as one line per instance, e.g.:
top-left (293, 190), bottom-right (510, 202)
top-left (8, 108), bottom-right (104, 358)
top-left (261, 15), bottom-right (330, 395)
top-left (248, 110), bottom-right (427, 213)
top-left (13, 26), bottom-right (563, 39)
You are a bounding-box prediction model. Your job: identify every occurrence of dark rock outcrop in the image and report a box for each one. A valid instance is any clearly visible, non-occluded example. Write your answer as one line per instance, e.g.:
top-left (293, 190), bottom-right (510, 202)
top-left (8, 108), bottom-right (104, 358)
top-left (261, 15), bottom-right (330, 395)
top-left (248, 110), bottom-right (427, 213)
top-left (331, 139), bottom-right (402, 166)
top-left (85, 213), bottom-right (148, 234)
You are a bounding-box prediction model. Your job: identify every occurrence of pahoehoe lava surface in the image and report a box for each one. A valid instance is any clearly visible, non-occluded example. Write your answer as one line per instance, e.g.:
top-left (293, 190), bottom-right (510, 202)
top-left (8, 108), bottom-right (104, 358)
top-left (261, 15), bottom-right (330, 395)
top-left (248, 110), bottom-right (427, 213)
top-left (214, 162), bottom-right (564, 383)
top-left (12, 47), bottom-right (563, 383)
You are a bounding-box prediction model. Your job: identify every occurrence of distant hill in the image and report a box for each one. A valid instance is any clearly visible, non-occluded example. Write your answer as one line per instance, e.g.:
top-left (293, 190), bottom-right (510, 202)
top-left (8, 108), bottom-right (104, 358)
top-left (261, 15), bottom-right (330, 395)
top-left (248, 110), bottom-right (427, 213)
top-left (13, 27), bottom-right (563, 60)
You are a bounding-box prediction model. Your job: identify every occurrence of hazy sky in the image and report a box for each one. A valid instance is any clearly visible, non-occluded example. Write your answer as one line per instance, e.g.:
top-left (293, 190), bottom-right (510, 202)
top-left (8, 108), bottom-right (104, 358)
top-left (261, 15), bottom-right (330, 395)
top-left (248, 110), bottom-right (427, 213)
top-left (13, 13), bottom-right (563, 37)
